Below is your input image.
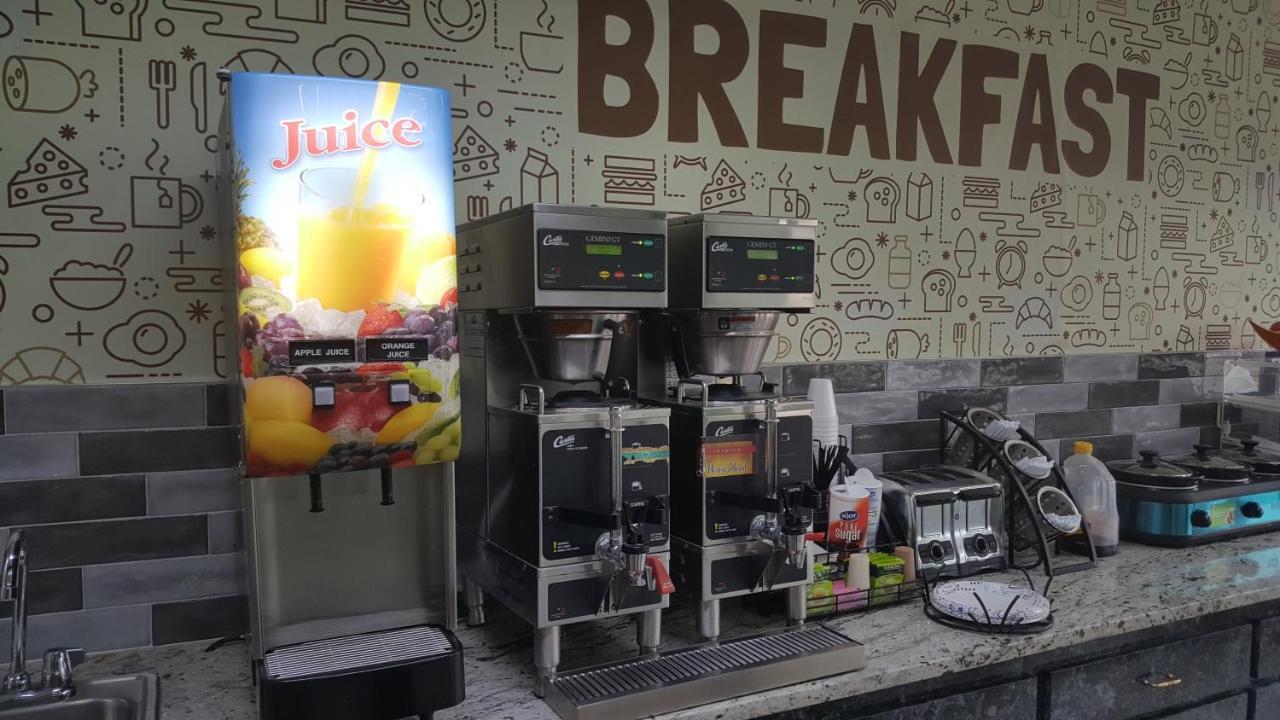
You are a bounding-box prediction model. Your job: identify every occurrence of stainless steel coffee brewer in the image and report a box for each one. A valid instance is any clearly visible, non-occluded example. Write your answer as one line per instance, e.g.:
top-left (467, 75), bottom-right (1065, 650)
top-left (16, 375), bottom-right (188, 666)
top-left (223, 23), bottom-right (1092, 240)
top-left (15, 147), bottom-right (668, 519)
top-left (457, 204), bottom-right (674, 695)
top-left (640, 214), bottom-right (820, 642)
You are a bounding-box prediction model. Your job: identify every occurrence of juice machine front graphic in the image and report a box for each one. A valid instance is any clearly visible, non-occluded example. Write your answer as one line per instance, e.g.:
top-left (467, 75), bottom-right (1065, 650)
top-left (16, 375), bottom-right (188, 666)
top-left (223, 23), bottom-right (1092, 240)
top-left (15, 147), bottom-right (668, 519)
top-left (221, 72), bottom-right (463, 719)
top-left (639, 214), bottom-right (820, 642)
top-left (456, 204), bottom-right (675, 696)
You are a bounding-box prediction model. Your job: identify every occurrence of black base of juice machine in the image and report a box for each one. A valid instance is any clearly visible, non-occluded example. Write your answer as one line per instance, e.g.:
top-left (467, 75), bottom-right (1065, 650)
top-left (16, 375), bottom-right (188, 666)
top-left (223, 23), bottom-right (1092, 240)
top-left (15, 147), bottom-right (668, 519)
top-left (257, 625), bottom-right (464, 720)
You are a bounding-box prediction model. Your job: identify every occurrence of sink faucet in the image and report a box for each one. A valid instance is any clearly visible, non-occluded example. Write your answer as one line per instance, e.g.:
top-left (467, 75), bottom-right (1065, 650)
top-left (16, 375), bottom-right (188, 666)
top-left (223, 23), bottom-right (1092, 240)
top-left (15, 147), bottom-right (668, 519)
top-left (1, 531), bottom-right (84, 707)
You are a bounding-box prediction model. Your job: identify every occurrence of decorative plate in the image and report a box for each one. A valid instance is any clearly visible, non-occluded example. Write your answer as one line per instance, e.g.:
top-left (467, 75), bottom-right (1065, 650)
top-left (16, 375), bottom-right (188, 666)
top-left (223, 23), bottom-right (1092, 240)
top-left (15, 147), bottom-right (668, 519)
top-left (929, 580), bottom-right (1051, 626)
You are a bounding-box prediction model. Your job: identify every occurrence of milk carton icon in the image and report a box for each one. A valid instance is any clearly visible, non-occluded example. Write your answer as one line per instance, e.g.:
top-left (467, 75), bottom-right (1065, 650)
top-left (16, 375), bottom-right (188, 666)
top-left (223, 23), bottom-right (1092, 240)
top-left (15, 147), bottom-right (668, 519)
top-left (520, 148), bottom-right (559, 204)
top-left (1116, 211), bottom-right (1138, 261)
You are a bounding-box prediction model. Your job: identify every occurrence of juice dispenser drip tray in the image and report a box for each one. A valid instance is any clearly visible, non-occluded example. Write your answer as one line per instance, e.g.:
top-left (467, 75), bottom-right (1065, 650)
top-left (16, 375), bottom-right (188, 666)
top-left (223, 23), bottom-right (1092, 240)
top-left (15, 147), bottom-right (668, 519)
top-left (259, 624), bottom-right (464, 720)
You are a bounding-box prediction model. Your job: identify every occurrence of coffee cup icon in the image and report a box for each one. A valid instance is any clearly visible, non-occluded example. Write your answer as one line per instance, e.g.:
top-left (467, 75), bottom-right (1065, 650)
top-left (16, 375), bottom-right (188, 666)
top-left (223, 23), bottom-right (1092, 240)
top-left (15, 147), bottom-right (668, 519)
top-left (1193, 13), bottom-right (1218, 45)
top-left (1213, 172), bottom-right (1239, 202)
top-left (4, 56), bottom-right (97, 114)
top-left (1077, 194), bottom-right (1106, 227)
top-left (769, 187), bottom-right (810, 218)
top-left (1006, 0), bottom-right (1044, 14)
top-left (1248, 235), bottom-right (1268, 264)
top-left (130, 177), bottom-right (203, 228)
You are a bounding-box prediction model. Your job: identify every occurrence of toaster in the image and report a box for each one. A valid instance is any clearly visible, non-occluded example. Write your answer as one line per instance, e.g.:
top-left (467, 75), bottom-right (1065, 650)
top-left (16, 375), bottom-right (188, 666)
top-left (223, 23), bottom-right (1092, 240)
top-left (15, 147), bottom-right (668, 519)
top-left (877, 466), bottom-right (1006, 578)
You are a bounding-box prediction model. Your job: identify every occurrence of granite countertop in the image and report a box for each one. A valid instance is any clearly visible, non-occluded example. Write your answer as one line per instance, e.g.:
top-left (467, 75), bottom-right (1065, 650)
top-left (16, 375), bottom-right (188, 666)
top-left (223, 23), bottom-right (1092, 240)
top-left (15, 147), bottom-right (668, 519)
top-left (78, 534), bottom-right (1280, 719)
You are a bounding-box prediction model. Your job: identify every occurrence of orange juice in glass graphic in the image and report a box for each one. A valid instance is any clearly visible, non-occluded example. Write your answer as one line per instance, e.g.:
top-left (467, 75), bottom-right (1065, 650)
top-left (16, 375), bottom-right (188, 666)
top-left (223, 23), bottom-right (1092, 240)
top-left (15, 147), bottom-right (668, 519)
top-left (296, 167), bottom-right (422, 312)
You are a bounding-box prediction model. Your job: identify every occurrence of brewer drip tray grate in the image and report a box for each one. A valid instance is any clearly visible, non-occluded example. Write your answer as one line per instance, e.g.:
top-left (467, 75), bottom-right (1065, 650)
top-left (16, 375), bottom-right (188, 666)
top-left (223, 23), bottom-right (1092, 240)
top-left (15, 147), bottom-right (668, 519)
top-left (263, 624), bottom-right (459, 681)
top-left (544, 624), bottom-right (864, 720)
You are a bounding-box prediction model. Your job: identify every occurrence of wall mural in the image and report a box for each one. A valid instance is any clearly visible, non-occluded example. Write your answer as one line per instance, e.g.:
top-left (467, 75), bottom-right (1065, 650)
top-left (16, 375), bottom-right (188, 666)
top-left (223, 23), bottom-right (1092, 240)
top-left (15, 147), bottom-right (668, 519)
top-left (2, 0), bottom-right (1279, 385)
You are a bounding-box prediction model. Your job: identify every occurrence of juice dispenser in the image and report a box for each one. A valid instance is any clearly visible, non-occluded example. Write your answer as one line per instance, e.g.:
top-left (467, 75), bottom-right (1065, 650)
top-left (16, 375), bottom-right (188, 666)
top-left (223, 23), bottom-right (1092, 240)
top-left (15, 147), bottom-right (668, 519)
top-left (220, 72), bottom-right (463, 720)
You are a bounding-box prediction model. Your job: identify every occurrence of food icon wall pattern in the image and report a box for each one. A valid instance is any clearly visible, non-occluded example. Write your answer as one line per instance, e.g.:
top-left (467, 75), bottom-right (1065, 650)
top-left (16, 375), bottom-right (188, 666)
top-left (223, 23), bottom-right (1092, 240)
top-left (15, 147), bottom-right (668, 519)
top-left (3, 0), bottom-right (1279, 384)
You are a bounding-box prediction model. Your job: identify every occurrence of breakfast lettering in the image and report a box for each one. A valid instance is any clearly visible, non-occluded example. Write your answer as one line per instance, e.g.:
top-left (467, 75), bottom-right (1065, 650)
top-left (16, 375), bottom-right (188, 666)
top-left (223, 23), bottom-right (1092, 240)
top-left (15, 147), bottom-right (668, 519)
top-left (578, 0), bottom-right (1160, 181)
top-left (271, 110), bottom-right (423, 170)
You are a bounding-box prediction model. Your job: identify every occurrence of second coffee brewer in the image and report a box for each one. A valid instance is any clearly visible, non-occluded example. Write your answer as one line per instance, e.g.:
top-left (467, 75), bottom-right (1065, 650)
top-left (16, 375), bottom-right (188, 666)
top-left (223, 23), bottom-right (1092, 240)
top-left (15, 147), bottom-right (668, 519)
top-left (457, 204), bottom-right (675, 695)
top-left (640, 213), bottom-right (820, 642)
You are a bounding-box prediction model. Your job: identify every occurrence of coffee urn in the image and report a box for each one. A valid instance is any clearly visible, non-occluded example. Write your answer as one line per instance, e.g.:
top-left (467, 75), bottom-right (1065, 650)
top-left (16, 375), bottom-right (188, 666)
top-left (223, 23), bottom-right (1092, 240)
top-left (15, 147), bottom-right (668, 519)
top-left (456, 204), bottom-right (675, 695)
top-left (640, 214), bottom-right (820, 642)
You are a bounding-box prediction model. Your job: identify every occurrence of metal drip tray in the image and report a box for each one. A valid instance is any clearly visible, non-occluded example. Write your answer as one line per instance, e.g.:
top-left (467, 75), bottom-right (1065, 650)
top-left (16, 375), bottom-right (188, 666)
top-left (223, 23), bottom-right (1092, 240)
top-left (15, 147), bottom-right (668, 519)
top-left (544, 624), bottom-right (865, 720)
top-left (263, 625), bottom-right (459, 680)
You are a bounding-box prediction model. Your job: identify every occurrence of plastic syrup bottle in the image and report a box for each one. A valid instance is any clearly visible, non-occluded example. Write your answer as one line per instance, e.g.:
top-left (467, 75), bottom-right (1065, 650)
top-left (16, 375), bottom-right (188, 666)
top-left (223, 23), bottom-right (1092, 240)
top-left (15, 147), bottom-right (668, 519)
top-left (1061, 441), bottom-right (1119, 557)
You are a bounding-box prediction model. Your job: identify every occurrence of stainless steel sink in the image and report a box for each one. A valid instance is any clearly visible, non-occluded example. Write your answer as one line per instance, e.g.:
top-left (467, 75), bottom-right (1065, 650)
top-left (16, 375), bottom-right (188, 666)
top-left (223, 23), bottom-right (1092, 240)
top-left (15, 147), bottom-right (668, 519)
top-left (0, 675), bottom-right (158, 720)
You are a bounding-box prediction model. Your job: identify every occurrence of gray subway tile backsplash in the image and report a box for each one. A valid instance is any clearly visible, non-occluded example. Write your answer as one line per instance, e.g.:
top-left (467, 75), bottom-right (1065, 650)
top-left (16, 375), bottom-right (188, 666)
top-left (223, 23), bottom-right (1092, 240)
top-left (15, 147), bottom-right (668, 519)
top-left (0, 568), bottom-right (82, 619)
top-left (1111, 404), bottom-right (1183, 434)
top-left (1159, 375), bottom-right (1224, 404)
top-left (784, 361), bottom-right (885, 394)
top-left (1063, 354), bottom-right (1138, 382)
top-left (83, 553), bottom-right (245, 609)
top-left (1180, 402), bottom-right (1221, 428)
top-left (1134, 427), bottom-right (1204, 456)
top-left (3, 384), bottom-right (206, 434)
top-left (886, 358), bottom-right (981, 390)
top-left (1035, 409), bottom-right (1113, 439)
top-left (207, 510), bottom-right (244, 554)
top-left (0, 433), bottom-right (78, 482)
top-left (917, 387), bottom-right (1007, 419)
top-left (79, 426), bottom-right (237, 476)
top-left (151, 594), bottom-right (247, 646)
top-left (147, 467), bottom-right (240, 516)
top-left (0, 604), bottom-right (152, 654)
top-left (0, 475), bottom-right (146, 526)
top-left (1006, 383), bottom-right (1088, 414)
top-left (1087, 380), bottom-right (1161, 409)
top-left (882, 449), bottom-right (942, 471)
top-left (980, 356), bottom-right (1064, 386)
top-left (1138, 352), bottom-right (1206, 379)
top-left (18, 515), bottom-right (208, 570)
top-left (835, 390), bottom-right (918, 425)
top-left (0, 354), bottom-right (1241, 652)
top-left (851, 419), bottom-right (938, 453)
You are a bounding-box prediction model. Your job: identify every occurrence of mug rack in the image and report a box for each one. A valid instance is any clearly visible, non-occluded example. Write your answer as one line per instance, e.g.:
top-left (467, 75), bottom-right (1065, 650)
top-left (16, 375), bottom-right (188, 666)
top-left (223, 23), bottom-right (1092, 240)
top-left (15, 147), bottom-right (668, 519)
top-left (939, 409), bottom-right (1097, 579)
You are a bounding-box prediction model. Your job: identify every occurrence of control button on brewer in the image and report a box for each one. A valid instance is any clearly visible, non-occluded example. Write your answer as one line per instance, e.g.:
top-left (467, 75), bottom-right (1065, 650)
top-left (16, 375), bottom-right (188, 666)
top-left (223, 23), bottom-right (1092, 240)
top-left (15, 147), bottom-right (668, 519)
top-left (770, 274), bottom-right (780, 281)
top-left (757, 273), bottom-right (768, 281)
top-left (1242, 502), bottom-right (1264, 519)
top-left (614, 270), bottom-right (625, 279)
top-left (1190, 510), bottom-right (1212, 528)
top-left (598, 270), bottom-right (610, 279)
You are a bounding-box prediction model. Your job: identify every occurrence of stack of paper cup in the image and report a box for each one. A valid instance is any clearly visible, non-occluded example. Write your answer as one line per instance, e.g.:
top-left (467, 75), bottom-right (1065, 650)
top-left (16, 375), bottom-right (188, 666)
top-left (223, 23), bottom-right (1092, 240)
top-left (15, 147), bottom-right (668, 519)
top-left (850, 467), bottom-right (882, 546)
top-left (807, 378), bottom-right (840, 447)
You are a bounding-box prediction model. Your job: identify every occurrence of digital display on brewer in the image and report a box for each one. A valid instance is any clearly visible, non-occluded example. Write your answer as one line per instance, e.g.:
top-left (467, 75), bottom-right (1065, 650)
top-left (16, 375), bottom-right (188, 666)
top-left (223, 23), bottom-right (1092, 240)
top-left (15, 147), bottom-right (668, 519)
top-left (706, 236), bottom-right (815, 293)
top-left (586, 244), bottom-right (623, 256)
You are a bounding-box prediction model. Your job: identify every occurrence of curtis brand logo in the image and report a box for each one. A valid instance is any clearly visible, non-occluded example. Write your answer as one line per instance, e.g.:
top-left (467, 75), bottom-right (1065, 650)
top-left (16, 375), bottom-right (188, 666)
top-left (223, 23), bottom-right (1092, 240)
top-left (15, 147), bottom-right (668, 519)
top-left (713, 425), bottom-right (735, 437)
top-left (271, 109), bottom-right (423, 170)
top-left (710, 240), bottom-right (731, 253)
top-left (553, 434), bottom-right (576, 449)
top-left (542, 234), bottom-right (569, 246)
